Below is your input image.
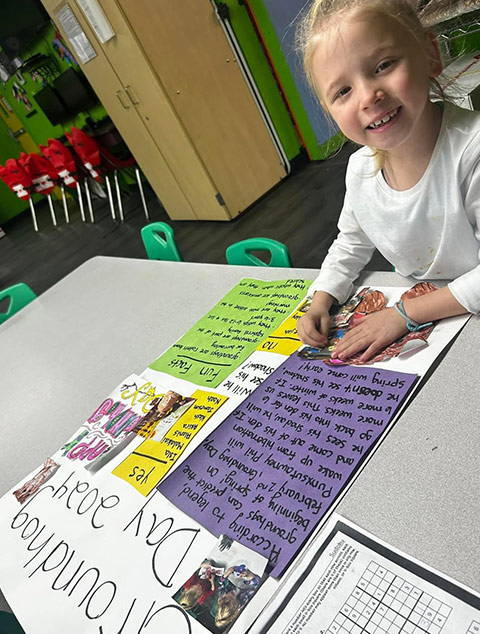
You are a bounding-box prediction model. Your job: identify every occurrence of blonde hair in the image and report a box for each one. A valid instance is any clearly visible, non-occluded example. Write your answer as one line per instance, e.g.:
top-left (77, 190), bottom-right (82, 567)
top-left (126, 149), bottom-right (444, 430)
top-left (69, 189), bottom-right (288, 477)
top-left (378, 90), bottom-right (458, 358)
top-left (178, 584), bottom-right (203, 611)
top-left (297, 0), bottom-right (443, 171)
top-left (214, 592), bottom-right (241, 628)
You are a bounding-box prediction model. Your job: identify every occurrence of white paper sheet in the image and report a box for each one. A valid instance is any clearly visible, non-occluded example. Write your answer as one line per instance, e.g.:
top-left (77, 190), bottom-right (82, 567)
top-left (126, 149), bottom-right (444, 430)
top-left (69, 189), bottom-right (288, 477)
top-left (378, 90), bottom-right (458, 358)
top-left (0, 463), bottom-right (219, 633)
top-left (55, 4), bottom-right (97, 64)
top-left (76, 0), bottom-right (115, 43)
top-left (253, 514), bottom-right (480, 634)
top-left (0, 285), bottom-right (472, 632)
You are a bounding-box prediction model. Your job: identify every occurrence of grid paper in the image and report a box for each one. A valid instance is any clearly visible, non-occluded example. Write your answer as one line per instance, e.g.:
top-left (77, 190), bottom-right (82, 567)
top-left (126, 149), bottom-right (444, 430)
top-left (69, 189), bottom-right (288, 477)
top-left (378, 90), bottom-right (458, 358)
top-left (327, 561), bottom-right (452, 634)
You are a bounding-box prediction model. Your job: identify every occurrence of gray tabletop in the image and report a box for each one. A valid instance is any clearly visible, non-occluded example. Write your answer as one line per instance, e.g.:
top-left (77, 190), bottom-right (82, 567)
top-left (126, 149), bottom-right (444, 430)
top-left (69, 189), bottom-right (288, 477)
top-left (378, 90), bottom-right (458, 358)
top-left (1, 256), bottom-right (478, 601)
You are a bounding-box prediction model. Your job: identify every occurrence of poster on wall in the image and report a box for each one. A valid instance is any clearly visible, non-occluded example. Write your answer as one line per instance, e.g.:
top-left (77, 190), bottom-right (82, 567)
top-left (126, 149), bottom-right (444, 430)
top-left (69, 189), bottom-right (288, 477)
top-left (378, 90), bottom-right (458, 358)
top-left (55, 4), bottom-right (97, 64)
top-left (76, 0), bottom-right (116, 43)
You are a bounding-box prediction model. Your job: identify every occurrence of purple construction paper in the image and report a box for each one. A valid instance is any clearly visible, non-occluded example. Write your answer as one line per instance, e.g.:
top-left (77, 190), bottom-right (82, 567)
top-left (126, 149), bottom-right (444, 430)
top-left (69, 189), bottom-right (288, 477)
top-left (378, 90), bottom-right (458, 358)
top-left (159, 354), bottom-right (417, 577)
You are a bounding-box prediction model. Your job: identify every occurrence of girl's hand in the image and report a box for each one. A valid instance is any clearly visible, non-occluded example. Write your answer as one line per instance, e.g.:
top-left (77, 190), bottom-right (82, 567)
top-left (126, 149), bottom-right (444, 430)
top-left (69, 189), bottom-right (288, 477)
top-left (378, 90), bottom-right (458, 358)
top-left (332, 307), bottom-right (408, 362)
top-left (297, 292), bottom-right (335, 347)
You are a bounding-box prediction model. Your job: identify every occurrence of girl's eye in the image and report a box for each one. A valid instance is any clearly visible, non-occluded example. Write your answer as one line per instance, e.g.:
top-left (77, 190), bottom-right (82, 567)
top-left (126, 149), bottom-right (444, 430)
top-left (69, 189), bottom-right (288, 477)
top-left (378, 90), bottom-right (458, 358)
top-left (376, 60), bottom-right (393, 73)
top-left (335, 86), bottom-right (351, 100)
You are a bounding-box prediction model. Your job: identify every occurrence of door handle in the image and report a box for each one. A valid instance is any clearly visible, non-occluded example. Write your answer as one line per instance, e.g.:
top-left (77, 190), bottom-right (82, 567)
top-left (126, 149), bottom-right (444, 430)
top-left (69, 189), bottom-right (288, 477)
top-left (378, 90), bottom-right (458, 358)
top-left (8, 128), bottom-right (25, 141)
top-left (124, 86), bottom-right (139, 106)
top-left (115, 90), bottom-right (130, 109)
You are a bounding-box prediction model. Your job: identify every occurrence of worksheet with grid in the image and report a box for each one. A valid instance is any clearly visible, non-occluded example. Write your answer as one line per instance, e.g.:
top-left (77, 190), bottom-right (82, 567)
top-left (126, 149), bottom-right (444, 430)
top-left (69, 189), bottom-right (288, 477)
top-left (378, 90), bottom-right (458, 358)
top-left (327, 561), bottom-right (452, 634)
top-left (255, 515), bottom-right (480, 634)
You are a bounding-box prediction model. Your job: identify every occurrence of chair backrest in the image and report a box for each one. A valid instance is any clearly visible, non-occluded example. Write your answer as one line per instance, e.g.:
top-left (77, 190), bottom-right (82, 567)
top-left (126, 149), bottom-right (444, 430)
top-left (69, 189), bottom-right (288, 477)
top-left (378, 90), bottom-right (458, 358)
top-left (19, 153), bottom-right (58, 195)
top-left (226, 237), bottom-right (292, 267)
top-left (141, 222), bottom-right (182, 262)
top-left (0, 283), bottom-right (37, 325)
top-left (67, 127), bottom-right (135, 178)
top-left (0, 158), bottom-right (32, 200)
top-left (66, 127), bottom-right (103, 181)
top-left (0, 610), bottom-right (26, 634)
top-left (40, 138), bottom-right (80, 188)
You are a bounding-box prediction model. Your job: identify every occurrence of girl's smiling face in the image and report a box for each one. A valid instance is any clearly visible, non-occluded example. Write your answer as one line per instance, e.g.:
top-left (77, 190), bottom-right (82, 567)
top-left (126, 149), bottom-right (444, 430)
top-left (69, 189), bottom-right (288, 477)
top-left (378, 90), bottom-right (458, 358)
top-left (311, 10), bottom-right (442, 154)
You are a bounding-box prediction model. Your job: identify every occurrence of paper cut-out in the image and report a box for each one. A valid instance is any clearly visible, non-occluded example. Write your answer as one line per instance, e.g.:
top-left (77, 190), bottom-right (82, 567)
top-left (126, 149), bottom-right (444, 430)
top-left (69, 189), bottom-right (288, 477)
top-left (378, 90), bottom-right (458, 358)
top-left (256, 299), bottom-right (309, 356)
top-left (113, 389), bottom-right (228, 495)
top-left (299, 284), bottom-right (438, 365)
top-left (327, 283), bottom-right (438, 366)
top-left (297, 288), bottom-right (385, 360)
top-left (60, 375), bottom-right (164, 468)
top-left (159, 356), bottom-right (417, 576)
top-left (218, 351), bottom-right (284, 400)
top-left (133, 390), bottom-right (195, 439)
top-left (13, 459), bottom-right (59, 504)
top-left (149, 278), bottom-right (311, 387)
top-left (173, 534), bottom-right (267, 633)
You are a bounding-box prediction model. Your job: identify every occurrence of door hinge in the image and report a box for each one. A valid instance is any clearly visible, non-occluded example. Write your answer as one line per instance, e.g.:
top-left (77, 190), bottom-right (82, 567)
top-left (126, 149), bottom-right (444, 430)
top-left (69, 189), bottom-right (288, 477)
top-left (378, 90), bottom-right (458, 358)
top-left (215, 192), bottom-right (225, 206)
top-left (215, 2), bottom-right (230, 21)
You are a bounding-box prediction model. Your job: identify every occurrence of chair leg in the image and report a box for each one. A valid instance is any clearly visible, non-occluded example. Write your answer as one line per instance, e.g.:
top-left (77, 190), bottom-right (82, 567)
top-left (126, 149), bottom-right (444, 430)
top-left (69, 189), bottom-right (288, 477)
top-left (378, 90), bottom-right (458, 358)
top-left (135, 168), bottom-right (149, 220)
top-left (29, 198), bottom-right (38, 232)
top-left (84, 180), bottom-right (95, 223)
top-left (61, 185), bottom-right (70, 223)
top-left (47, 195), bottom-right (57, 226)
top-left (114, 170), bottom-right (124, 222)
top-left (76, 182), bottom-right (86, 222)
top-left (105, 175), bottom-right (116, 221)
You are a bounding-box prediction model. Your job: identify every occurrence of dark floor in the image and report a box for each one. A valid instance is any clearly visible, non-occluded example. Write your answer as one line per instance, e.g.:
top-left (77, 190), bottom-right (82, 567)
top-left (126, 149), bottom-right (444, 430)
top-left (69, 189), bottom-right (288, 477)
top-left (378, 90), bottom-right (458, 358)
top-left (0, 142), bottom-right (390, 296)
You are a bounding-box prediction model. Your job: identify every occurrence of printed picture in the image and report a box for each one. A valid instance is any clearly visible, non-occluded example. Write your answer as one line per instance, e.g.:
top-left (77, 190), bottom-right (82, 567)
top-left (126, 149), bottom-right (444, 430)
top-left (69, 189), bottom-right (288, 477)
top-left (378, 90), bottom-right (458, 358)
top-left (59, 375), bottom-right (165, 469)
top-left (133, 390), bottom-right (195, 440)
top-left (297, 286), bottom-right (374, 359)
top-left (297, 283), bottom-right (438, 365)
top-left (173, 535), bottom-right (267, 633)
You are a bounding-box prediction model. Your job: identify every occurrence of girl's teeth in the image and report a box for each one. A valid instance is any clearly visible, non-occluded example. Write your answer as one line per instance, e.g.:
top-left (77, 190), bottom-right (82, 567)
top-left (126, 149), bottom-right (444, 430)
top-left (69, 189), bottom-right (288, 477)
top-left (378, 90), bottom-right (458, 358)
top-left (369, 108), bottom-right (398, 128)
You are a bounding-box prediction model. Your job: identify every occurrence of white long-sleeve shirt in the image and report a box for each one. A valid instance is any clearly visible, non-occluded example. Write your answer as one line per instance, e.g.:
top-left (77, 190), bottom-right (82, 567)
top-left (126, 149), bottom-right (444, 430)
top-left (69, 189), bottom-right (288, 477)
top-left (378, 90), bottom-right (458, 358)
top-left (309, 102), bottom-right (480, 314)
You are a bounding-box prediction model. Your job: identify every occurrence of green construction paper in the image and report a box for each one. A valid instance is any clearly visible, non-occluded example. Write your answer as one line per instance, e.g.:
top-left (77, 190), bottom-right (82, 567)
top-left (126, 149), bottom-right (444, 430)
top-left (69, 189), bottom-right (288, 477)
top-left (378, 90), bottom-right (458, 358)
top-left (149, 278), bottom-right (311, 388)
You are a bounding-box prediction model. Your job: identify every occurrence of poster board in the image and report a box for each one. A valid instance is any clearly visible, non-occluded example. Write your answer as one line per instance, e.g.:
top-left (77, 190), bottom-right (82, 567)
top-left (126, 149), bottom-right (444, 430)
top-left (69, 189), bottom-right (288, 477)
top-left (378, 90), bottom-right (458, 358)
top-left (0, 279), bottom-right (473, 633)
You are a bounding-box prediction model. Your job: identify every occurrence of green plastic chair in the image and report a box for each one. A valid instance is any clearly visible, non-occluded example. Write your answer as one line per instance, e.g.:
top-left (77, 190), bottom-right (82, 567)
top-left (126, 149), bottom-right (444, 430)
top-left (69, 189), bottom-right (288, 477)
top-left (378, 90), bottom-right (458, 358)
top-left (0, 610), bottom-right (26, 633)
top-left (226, 237), bottom-right (292, 267)
top-left (141, 221), bottom-right (182, 262)
top-left (0, 283), bottom-right (37, 325)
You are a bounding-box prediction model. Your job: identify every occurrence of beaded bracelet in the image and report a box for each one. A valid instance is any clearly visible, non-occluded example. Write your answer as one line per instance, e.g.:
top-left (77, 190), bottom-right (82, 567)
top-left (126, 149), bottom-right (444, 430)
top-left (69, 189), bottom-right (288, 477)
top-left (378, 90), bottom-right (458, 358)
top-left (393, 300), bottom-right (433, 332)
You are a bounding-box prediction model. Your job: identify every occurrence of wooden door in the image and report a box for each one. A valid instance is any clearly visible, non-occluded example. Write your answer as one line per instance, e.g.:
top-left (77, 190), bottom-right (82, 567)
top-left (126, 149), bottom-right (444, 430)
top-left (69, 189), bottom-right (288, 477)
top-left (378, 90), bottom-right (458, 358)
top-left (40, 0), bottom-right (222, 219)
top-left (92, 0), bottom-right (230, 220)
top-left (114, 0), bottom-right (287, 215)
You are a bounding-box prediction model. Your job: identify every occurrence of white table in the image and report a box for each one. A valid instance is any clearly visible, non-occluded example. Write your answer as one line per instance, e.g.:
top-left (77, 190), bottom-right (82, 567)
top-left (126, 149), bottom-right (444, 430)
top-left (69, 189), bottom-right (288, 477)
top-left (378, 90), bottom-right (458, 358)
top-left (1, 256), bottom-right (478, 614)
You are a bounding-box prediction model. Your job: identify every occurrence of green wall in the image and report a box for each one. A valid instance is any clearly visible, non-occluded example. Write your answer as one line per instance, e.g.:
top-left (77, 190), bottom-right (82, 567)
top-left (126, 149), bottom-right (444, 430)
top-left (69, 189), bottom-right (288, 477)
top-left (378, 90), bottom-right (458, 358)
top-left (0, 24), bottom-right (107, 148)
top-left (0, 116), bottom-right (30, 222)
top-left (216, 0), bottom-right (302, 161)
top-left (238, 1), bottom-right (344, 160)
top-left (0, 23), bottom-right (108, 223)
top-left (442, 25), bottom-right (480, 60)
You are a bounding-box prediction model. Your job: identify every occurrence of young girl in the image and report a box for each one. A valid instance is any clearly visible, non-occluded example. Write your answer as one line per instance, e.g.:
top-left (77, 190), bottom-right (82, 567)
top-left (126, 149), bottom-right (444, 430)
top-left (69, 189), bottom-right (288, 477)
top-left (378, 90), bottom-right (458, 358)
top-left (296, 0), bottom-right (480, 362)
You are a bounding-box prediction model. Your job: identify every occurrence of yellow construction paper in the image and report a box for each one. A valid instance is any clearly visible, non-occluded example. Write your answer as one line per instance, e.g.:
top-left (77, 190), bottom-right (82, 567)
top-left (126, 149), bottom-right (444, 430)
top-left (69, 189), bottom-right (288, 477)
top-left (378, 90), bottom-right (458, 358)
top-left (112, 390), bottom-right (227, 495)
top-left (256, 300), bottom-right (309, 355)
